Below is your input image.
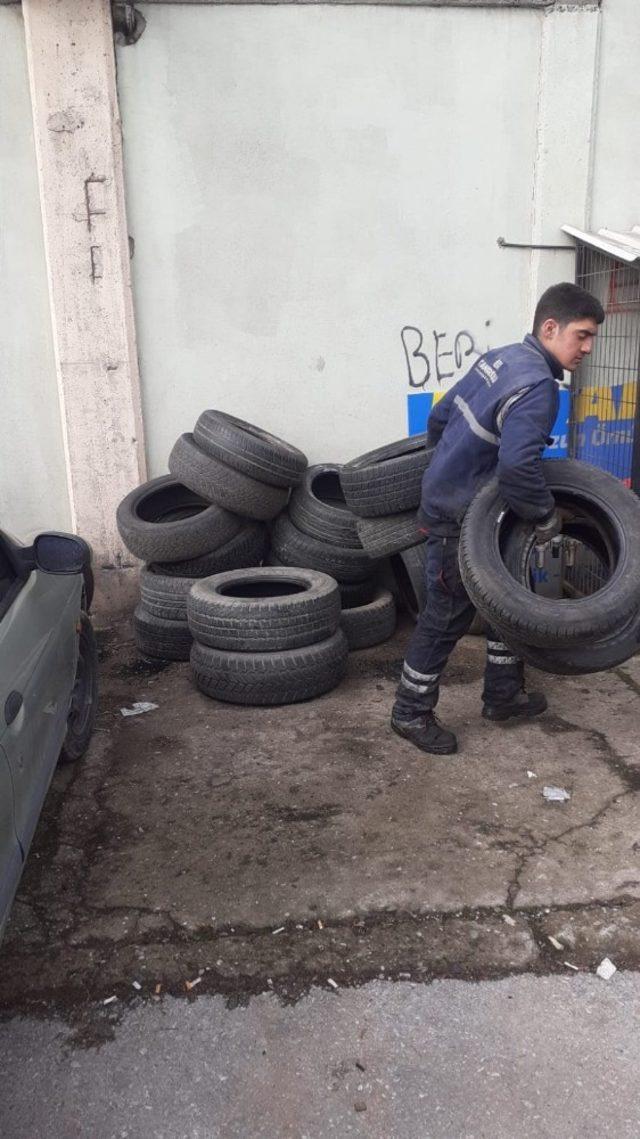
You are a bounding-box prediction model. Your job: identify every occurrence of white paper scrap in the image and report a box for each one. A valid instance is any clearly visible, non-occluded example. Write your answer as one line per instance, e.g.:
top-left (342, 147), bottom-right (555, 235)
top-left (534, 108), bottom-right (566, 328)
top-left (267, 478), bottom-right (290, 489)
top-left (120, 702), bottom-right (158, 718)
top-left (543, 786), bottom-right (571, 802)
top-left (596, 957), bottom-right (617, 981)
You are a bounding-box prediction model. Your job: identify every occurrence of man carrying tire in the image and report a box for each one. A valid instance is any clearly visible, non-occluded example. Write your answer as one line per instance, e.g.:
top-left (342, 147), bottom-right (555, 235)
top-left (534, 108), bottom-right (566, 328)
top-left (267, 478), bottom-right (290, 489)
top-left (391, 282), bottom-right (605, 755)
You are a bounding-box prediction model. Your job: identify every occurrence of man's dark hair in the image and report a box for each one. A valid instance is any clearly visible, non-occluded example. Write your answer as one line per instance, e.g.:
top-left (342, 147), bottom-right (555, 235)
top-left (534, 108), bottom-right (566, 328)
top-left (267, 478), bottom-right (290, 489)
top-left (533, 282), bottom-right (605, 336)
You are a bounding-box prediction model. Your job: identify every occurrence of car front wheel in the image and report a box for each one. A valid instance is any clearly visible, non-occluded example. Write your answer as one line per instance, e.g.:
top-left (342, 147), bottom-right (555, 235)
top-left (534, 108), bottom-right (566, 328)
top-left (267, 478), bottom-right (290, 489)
top-left (59, 613), bottom-right (99, 764)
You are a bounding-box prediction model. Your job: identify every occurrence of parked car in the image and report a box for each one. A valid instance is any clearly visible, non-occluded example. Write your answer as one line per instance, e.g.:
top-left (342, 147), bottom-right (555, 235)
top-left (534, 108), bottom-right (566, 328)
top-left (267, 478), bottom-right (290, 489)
top-left (0, 528), bottom-right (98, 940)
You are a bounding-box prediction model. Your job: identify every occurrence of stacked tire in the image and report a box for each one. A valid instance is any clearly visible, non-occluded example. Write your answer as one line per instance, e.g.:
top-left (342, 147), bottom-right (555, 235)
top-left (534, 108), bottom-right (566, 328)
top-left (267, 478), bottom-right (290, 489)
top-left (269, 463), bottom-right (397, 651)
top-left (187, 567), bottom-right (349, 705)
top-left (335, 434), bottom-right (434, 639)
top-left (116, 411), bottom-right (307, 661)
top-left (459, 458), bottom-right (640, 675)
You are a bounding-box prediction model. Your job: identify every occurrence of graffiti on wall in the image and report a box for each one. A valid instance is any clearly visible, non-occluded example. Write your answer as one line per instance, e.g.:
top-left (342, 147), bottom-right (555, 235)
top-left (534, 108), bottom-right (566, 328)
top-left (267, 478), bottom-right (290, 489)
top-left (402, 319), bottom-right (485, 436)
top-left (400, 324), bottom-right (483, 389)
top-left (402, 318), bottom-right (569, 458)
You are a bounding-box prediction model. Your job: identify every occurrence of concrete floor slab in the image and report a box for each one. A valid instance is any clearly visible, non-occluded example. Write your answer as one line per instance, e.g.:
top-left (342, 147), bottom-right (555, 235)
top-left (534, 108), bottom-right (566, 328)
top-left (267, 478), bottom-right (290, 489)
top-left (53, 629), bottom-right (635, 928)
top-left (2, 621), bottom-right (640, 1014)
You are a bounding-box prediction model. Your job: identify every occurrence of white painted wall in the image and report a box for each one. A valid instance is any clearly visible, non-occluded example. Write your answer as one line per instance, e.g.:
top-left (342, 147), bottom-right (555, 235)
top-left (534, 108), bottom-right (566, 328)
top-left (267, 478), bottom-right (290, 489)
top-left (116, 4), bottom-right (548, 471)
top-left (1, 0), bottom-right (636, 567)
top-left (589, 0), bottom-right (640, 232)
top-left (0, 8), bottom-right (71, 540)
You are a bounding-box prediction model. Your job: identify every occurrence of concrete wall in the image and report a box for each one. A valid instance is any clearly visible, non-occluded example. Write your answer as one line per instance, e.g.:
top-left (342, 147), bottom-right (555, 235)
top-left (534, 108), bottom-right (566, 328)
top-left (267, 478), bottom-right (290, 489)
top-left (0, 8), bottom-right (71, 540)
top-left (590, 0), bottom-right (640, 232)
top-left (1, 0), bottom-right (636, 568)
top-left (116, 3), bottom-right (555, 471)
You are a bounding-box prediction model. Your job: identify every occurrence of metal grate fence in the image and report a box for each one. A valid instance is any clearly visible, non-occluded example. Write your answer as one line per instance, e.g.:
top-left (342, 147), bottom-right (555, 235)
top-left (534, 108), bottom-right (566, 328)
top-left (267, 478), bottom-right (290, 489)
top-left (559, 243), bottom-right (640, 597)
top-left (569, 244), bottom-right (640, 486)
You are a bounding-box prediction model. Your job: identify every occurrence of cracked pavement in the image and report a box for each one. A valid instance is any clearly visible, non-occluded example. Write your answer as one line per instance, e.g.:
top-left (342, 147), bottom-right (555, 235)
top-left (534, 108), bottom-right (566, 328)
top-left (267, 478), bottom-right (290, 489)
top-left (2, 618), bottom-right (640, 1036)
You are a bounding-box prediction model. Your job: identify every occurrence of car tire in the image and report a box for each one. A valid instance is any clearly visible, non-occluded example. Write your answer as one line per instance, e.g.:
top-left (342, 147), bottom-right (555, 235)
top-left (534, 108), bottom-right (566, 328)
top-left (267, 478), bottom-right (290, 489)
top-left (169, 434), bottom-right (289, 522)
top-left (340, 435), bottom-right (434, 518)
top-left (117, 474), bottom-right (241, 562)
top-left (187, 567), bottom-right (341, 651)
top-left (356, 511), bottom-right (423, 558)
top-left (340, 589), bottom-right (397, 650)
top-left (153, 522), bottom-right (268, 578)
top-left (59, 613), bottom-right (99, 764)
top-left (338, 576), bottom-right (379, 609)
top-left (492, 608), bottom-right (640, 676)
top-left (191, 628), bottom-right (349, 706)
top-left (460, 459), bottom-right (640, 648)
top-left (140, 567), bottom-right (197, 622)
top-left (288, 465), bottom-right (362, 548)
top-left (390, 542), bottom-right (427, 620)
top-left (265, 554), bottom-right (377, 608)
top-left (193, 409), bottom-right (308, 488)
top-left (133, 604), bottom-right (192, 662)
top-left (271, 513), bottom-right (374, 582)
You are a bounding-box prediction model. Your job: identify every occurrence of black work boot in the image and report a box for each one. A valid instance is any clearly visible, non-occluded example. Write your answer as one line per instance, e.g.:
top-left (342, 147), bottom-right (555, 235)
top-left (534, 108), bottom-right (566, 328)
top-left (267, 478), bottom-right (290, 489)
top-left (482, 690), bottom-right (548, 723)
top-left (390, 712), bottom-right (458, 755)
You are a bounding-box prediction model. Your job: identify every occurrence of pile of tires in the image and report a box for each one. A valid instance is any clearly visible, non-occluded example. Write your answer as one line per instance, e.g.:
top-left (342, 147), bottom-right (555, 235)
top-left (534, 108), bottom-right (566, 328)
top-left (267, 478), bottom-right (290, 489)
top-left (117, 414), bottom-right (443, 678)
top-left (270, 463), bottom-right (397, 651)
top-left (187, 567), bottom-right (349, 705)
top-left (336, 433), bottom-right (434, 628)
top-left (459, 458), bottom-right (640, 675)
top-left (117, 411), bottom-right (308, 661)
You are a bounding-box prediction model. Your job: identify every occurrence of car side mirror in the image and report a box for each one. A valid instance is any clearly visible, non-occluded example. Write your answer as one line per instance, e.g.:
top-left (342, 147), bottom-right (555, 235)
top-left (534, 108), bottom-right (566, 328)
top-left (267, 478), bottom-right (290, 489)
top-left (33, 533), bottom-right (89, 575)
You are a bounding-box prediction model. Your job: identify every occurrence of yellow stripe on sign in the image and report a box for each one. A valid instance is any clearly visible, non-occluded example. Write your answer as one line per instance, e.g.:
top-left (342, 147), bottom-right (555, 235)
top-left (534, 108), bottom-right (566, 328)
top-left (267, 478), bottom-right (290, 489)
top-left (573, 380), bottom-right (637, 425)
top-left (432, 390), bottom-right (445, 405)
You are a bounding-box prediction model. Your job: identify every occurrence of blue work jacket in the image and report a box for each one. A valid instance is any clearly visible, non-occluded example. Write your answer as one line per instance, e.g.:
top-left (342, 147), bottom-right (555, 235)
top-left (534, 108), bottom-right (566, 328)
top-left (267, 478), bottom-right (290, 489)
top-left (419, 334), bottom-right (562, 532)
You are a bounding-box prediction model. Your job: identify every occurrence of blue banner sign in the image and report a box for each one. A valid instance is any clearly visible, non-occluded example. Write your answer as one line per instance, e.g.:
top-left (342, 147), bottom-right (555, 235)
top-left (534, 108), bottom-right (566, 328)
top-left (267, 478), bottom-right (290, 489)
top-left (407, 388), bottom-right (570, 459)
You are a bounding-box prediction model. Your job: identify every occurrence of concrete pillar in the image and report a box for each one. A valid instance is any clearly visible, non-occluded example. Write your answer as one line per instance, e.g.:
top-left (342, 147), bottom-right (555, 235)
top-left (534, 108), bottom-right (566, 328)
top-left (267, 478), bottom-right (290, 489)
top-left (526, 3), bottom-right (601, 323)
top-left (22, 0), bottom-right (146, 618)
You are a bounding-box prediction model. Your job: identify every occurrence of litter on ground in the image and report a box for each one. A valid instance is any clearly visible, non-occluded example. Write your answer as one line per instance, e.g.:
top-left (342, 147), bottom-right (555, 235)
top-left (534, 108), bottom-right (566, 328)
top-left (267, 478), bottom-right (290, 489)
top-left (548, 936), bottom-right (564, 950)
top-left (120, 702), bottom-right (159, 718)
top-left (543, 786), bottom-right (571, 802)
top-left (596, 957), bottom-right (617, 981)
top-left (503, 915), bottom-right (517, 926)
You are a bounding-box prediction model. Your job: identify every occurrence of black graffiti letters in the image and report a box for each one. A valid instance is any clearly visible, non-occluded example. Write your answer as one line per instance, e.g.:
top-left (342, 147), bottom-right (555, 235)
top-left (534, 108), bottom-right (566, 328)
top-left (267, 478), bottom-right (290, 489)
top-left (401, 326), bottom-right (430, 388)
top-left (454, 330), bottom-right (477, 369)
top-left (433, 330), bottom-right (454, 385)
top-left (401, 325), bottom-right (481, 389)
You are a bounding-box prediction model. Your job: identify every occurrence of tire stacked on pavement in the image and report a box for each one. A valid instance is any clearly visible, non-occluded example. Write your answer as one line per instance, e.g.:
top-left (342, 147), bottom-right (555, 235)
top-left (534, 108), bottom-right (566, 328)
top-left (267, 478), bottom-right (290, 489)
top-left (270, 463), bottom-right (395, 649)
top-left (459, 458), bottom-right (640, 675)
top-left (117, 416), bottom-right (445, 673)
top-left (116, 411), bottom-right (308, 661)
top-left (334, 433), bottom-right (434, 643)
top-left (187, 567), bottom-right (349, 705)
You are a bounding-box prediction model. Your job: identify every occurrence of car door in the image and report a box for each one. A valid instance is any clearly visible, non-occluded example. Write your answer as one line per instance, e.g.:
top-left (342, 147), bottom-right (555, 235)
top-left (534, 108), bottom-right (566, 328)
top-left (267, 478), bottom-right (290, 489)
top-left (0, 742), bottom-right (22, 937)
top-left (0, 541), bottom-right (81, 853)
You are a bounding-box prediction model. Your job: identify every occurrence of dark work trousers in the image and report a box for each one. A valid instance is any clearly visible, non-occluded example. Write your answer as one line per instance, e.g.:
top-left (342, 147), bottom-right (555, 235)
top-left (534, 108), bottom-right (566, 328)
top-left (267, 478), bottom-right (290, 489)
top-left (393, 533), bottom-right (524, 721)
